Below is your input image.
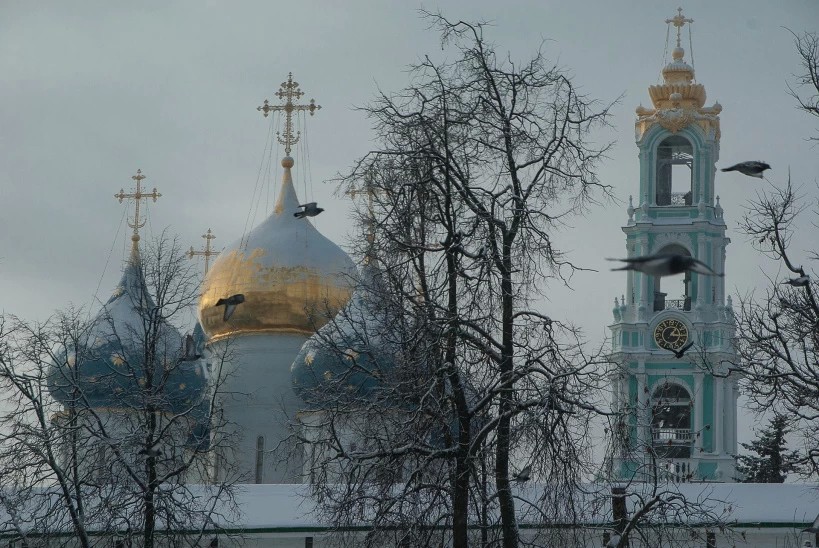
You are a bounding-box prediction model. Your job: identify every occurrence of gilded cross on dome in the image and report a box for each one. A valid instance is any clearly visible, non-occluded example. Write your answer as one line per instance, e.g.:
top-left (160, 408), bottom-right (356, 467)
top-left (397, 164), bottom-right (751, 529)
top-left (666, 7), bottom-right (693, 49)
top-left (257, 72), bottom-right (321, 156)
top-left (114, 169), bottom-right (161, 249)
top-left (186, 228), bottom-right (219, 274)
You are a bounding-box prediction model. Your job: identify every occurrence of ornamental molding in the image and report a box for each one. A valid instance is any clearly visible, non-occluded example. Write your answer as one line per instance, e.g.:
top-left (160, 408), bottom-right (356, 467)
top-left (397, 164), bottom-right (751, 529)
top-left (649, 375), bottom-right (692, 396)
top-left (635, 105), bottom-right (721, 142)
top-left (651, 232), bottom-right (693, 254)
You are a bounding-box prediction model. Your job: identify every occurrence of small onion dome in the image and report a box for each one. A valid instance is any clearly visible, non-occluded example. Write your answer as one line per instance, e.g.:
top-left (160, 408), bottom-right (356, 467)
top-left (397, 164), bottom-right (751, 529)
top-left (198, 156), bottom-right (356, 341)
top-left (48, 248), bottom-right (207, 415)
top-left (291, 264), bottom-right (395, 409)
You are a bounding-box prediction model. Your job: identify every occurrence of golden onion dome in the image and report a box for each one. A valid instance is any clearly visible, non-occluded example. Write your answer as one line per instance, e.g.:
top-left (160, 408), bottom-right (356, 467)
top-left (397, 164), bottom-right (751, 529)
top-left (199, 156), bottom-right (356, 341)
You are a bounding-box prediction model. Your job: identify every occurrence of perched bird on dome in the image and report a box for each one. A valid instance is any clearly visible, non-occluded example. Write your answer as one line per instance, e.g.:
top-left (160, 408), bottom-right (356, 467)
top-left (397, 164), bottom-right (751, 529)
top-left (782, 275), bottom-right (810, 287)
top-left (294, 202), bottom-right (324, 219)
top-left (608, 253), bottom-right (723, 277)
top-left (215, 294), bottom-right (245, 321)
top-left (673, 340), bottom-right (694, 359)
top-left (720, 161), bottom-right (771, 178)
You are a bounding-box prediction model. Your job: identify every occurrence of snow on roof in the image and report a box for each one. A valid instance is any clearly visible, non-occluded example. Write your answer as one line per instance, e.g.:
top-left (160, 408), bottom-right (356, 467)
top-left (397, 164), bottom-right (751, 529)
top-left (3, 483), bottom-right (817, 535)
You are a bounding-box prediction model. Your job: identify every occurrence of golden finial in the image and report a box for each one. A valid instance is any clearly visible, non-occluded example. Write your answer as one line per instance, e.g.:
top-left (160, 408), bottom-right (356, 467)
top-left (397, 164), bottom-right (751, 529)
top-left (114, 169), bottom-right (161, 250)
top-left (186, 228), bottom-right (220, 274)
top-left (666, 7), bottom-right (693, 49)
top-left (257, 72), bottom-right (321, 156)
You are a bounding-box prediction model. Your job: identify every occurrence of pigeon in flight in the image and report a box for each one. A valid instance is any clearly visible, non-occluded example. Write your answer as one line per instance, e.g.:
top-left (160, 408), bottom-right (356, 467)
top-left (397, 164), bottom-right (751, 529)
top-left (179, 334), bottom-right (202, 362)
top-left (721, 161), bottom-right (771, 178)
top-left (672, 340), bottom-right (694, 359)
top-left (215, 294), bottom-right (245, 321)
top-left (608, 253), bottom-right (723, 277)
top-left (294, 202), bottom-right (324, 219)
top-left (512, 464), bottom-right (532, 483)
top-left (137, 447), bottom-right (163, 458)
top-left (782, 275), bottom-right (810, 287)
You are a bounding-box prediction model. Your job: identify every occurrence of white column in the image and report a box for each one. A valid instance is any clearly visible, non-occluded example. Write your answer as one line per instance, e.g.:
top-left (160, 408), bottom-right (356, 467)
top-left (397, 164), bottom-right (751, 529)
top-left (638, 237), bottom-right (649, 319)
top-left (714, 376), bottom-right (723, 455)
top-left (611, 374), bottom-right (621, 412)
top-left (730, 379), bottom-right (739, 454)
top-left (694, 373), bottom-right (704, 452)
top-left (637, 360), bottom-right (649, 450)
top-left (696, 234), bottom-right (707, 312)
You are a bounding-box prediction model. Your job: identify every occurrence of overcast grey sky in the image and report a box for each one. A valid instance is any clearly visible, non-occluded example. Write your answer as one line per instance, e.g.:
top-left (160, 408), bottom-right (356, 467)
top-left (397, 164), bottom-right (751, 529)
top-left (2, 1), bottom-right (818, 446)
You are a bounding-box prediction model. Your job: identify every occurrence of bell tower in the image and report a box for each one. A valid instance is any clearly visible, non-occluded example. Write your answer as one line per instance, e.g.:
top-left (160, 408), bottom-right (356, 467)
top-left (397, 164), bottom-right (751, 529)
top-left (609, 9), bottom-right (738, 483)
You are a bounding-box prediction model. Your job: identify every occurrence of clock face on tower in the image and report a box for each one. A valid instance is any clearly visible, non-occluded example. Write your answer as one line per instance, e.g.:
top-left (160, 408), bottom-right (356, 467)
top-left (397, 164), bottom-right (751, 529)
top-left (653, 318), bottom-right (689, 351)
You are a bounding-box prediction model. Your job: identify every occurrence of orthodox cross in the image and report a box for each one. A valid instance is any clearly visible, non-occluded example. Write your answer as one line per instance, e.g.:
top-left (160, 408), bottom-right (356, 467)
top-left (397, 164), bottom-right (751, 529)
top-left (114, 169), bottom-right (161, 248)
top-left (257, 73), bottom-right (321, 156)
top-left (666, 7), bottom-right (693, 48)
top-left (186, 228), bottom-right (219, 274)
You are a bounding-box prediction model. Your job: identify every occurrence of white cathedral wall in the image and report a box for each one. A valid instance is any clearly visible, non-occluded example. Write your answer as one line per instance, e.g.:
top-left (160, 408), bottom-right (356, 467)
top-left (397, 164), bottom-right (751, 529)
top-left (211, 332), bottom-right (306, 484)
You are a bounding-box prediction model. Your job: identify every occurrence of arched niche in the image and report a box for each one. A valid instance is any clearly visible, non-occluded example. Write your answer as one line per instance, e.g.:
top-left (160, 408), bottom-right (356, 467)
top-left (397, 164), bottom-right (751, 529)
top-left (651, 381), bottom-right (692, 459)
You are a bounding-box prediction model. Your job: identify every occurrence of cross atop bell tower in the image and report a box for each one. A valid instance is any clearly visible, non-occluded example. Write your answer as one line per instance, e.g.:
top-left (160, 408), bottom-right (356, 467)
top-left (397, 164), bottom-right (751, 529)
top-left (665, 7), bottom-right (693, 49)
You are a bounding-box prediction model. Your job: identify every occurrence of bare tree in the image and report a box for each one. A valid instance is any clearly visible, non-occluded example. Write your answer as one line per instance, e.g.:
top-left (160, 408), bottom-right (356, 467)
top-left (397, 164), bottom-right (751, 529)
top-left (786, 30), bottom-right (819, 142)
top-left (731, 177), bottom-right (819, 475)
top-left (727, 26), bottom-right (819, 479)
top-left (292, 12), bottom-right (614, 548)
top-left (0, 234), bottom-right (238, 547)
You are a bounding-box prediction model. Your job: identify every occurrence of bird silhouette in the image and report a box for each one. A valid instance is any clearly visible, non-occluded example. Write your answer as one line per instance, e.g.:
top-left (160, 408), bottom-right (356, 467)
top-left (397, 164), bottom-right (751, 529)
top-left (294, 202), bottom-right (324, 219)
top-left (721, 161), bottom-right (771, 178)
top-left (672, 340), bottom-right (694, 359)
top-left (215, 294), bottom-right (245, 321)
top-left (608, 253), bottom-right (723, 277)
top-left (512, 464), bottom-right (532, 483)
top-left (783, 275), bottom-right (810, 287)
top-left (179, 334), bottom-right (202, 362)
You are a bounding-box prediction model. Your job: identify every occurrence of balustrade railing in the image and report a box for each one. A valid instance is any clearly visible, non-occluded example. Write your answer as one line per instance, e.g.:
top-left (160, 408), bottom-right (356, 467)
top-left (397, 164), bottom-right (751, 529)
top-left (652, 428), bottom-right (693, 444)
top-left (657, 459), bottom-right (693, 483)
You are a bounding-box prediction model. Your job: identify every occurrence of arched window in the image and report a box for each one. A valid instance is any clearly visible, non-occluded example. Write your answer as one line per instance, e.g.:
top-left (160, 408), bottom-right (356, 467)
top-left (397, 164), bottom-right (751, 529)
top-left (656, 136), bottom-right (693, 206)
top-left (255, 435), bottom-right (265, 484)
top-left (651, 382), bottom-right (692, 459)
top-left (653, 244), bottom-right (692, 312)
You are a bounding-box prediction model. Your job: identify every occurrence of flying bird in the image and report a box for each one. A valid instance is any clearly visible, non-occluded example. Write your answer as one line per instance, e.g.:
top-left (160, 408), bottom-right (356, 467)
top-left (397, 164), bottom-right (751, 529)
top-left (512, 464), bottom-right (532, 483)
top-left (608, 253), bottom-right (723, 277)
top-left (294, 202), bottom-right (324, 219)
top-left (672, 340), bottom-right (694, 359)
top-left (215, 294), bottom-right (245, 321)
top-left (782, 275), bottom-right (810, 287)
top-left (720, 161), bottom-right (771, 178)
top-left (179, 334), bottom-right (202, 362)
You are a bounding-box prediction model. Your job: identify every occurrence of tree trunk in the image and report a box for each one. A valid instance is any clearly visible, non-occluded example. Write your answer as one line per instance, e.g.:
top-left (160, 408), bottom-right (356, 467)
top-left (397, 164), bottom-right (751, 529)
top-left (496, 248), bottom-right (518, 548)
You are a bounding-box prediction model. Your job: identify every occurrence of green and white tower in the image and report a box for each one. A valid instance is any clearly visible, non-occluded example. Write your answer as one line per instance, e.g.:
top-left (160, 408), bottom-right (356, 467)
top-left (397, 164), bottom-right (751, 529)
top-left (610, 9), bottom-right (738, 483)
